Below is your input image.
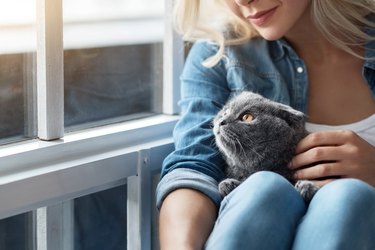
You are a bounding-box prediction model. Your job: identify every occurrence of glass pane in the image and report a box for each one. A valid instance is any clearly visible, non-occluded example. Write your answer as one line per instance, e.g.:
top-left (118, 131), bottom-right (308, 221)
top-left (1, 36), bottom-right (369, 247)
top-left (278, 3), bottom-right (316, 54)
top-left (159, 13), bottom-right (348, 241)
top-left (63, 0), bottom-right (164, 131)
top-left (0, 212), bottom-right (34, 250)
top-left (74, 184), bottom-right (127, 250)
top-left (0, 0), bottom-right (37, 144)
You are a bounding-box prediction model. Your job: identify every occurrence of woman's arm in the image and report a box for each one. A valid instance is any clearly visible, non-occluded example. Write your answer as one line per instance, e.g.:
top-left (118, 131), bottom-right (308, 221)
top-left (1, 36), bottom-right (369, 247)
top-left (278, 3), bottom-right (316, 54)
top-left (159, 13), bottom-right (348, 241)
top-left (159, 189), bottom-right (217, 250)
top-left (157, 41), bottom-right (230, 249)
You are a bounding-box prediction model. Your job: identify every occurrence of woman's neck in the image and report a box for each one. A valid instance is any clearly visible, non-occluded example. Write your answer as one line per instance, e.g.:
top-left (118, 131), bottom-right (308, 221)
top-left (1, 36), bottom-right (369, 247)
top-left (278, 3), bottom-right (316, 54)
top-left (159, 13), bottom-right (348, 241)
top-left (283, 9), bottom-right (355, 64)
top-left (287, 36), bottom-right (356, 65)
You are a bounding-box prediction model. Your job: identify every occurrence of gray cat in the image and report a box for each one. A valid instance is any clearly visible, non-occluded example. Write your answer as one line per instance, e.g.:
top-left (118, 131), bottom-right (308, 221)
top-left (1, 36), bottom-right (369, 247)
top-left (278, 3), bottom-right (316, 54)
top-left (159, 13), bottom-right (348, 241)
top-left (213, 91), bottom-right (319, 204)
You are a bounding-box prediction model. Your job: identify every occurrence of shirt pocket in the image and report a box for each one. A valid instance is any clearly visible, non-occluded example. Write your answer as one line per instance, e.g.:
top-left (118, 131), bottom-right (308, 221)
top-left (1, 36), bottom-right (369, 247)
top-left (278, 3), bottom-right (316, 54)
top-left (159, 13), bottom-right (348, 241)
top-left (226, 62), bottom-right (286, 101)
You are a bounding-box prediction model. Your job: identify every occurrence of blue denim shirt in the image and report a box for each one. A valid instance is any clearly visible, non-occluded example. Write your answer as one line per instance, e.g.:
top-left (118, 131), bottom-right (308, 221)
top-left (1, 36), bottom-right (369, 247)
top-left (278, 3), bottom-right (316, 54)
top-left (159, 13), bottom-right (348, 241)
top-left (156, 37), bottom-right (375, 209)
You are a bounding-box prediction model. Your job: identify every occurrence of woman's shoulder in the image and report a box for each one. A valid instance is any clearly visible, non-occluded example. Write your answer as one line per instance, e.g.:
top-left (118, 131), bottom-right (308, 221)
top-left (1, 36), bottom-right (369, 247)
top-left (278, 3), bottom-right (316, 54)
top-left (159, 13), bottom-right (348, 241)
top-left (224, 38), bottom-right (282, 66)
top-left (186, 40), bottom-right (222, 64)
top-left (190, 38), bottom-right (273, 54)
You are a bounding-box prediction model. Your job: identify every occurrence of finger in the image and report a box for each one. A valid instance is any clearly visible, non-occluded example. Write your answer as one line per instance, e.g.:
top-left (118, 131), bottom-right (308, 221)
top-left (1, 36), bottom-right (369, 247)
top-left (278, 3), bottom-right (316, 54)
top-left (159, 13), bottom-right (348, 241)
top-left (296, 130), bottom-right (354, 154)
top-left (310, 179), bottom-right (336, 188)
top-left (293, 162), bottom-right (342, 180)
top-left (289, 146), bottom-right (343, 170)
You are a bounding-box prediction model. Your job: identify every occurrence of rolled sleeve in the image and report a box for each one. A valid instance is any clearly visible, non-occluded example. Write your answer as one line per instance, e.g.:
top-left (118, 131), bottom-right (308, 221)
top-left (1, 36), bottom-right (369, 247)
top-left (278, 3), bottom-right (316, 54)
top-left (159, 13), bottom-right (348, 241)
top-left (156, 168), bottom-right (222, 209)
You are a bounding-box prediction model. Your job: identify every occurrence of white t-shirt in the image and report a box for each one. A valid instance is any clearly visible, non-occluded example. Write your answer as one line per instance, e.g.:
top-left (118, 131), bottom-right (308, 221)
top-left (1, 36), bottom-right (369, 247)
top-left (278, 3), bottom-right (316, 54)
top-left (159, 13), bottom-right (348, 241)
top-left (305, 114), bottom-right (375, 147)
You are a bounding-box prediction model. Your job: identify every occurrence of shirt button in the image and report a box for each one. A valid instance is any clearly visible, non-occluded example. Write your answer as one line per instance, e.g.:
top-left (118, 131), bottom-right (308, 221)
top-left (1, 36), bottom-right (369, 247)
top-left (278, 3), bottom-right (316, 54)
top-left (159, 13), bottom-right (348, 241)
top-left (297, 67), bottom-right (304, 73)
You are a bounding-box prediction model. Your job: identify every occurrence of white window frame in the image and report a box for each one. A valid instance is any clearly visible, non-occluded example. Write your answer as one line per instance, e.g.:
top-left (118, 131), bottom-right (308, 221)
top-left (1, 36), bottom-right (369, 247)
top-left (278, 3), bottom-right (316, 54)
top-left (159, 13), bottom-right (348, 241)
top-left (0, 0), bottom-right (184, 249)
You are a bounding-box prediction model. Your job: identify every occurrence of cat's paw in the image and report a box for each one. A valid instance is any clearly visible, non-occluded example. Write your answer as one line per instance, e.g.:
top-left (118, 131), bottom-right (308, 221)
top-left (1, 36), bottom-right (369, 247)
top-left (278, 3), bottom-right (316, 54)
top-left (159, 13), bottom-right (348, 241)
top-left (219, 178), bottom-right (241, 197)
top-left (295, 180), bottom-right (320, 205)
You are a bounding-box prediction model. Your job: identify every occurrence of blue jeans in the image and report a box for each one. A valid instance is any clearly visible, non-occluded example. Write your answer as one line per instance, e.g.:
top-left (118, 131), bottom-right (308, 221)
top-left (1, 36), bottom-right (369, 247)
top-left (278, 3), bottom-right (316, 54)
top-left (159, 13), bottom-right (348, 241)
top-left (205, 171), bottom-right (375, 250)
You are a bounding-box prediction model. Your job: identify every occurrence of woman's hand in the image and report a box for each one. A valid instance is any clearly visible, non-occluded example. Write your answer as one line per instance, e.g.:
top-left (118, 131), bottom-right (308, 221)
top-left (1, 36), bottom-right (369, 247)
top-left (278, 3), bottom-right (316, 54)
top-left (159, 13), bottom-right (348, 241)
top-left (289, 130), bottom-right (375, 187)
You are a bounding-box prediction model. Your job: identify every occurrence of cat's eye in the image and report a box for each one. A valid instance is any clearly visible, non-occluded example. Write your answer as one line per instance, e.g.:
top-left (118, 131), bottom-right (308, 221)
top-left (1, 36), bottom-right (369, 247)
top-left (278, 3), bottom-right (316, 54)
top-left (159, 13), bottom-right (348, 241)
top-left (241, 113), bottom-right (254, 123)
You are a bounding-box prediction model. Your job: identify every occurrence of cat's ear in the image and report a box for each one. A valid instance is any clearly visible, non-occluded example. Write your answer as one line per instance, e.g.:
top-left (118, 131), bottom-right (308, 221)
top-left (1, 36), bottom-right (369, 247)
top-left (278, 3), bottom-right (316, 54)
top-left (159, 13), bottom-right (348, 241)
top-left (274, 103), bottom-right (306, 128)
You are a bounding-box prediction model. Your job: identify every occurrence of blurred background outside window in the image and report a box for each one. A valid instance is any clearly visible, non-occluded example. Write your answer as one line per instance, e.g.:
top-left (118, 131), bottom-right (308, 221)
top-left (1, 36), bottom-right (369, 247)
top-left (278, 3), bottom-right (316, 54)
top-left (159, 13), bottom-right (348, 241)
top-left (0, 1), bottom-right (164, 249)
top-left (0, 0), bottom-right (164, 142)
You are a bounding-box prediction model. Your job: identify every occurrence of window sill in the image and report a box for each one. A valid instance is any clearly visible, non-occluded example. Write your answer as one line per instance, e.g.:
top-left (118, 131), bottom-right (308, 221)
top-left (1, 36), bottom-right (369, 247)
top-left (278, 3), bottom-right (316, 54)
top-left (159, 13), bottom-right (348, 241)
top-left (0, 114), bottom-right (178, 219)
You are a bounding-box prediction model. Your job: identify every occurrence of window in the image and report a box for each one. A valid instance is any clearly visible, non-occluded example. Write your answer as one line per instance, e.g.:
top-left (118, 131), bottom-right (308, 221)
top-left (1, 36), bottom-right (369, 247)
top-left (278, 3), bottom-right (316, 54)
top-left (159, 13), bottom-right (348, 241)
top-left (0, 0), bottom-right (183, 249)
top-left (0, 0), bottom-right (168, 142)
top-left (63, 0), bottom-right (164, 131)
top-left (0, 0), bottom-right (37, 143)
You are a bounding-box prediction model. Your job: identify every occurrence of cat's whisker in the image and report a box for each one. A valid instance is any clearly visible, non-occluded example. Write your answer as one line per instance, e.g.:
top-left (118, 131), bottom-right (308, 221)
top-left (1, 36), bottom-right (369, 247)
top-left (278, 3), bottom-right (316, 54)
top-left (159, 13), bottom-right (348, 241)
top-left (260, 138), bottom-right (280, 145)
top-left (251, 148), bottom-right (266, 161)
top-left (211, 151), bottom-right (222, 157)
top-left (225, 130), bottom-right (240, 155)
top-left (235, 137), bottom-right (246, 157)
top-left (209, 138), bottom-right (218, 148)
top-left (245, 144), bottom-right (266, 161)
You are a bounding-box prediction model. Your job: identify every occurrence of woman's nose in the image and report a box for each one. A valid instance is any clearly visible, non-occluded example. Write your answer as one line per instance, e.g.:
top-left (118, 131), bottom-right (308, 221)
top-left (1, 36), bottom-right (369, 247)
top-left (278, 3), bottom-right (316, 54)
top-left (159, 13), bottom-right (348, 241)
top-left (234, 0), bottom-right (254, 6)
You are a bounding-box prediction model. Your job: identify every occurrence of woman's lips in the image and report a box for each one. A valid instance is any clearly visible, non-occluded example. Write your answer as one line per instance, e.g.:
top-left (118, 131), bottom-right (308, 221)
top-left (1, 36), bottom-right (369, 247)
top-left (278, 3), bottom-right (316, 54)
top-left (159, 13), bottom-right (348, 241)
top-left (246, 7), bottom-right (277, 26)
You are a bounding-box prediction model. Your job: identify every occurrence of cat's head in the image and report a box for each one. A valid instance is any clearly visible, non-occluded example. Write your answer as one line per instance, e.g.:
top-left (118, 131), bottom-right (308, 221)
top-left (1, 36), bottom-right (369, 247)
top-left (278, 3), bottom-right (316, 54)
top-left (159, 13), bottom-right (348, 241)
top-left (213, 91), bottom-right (307, 170)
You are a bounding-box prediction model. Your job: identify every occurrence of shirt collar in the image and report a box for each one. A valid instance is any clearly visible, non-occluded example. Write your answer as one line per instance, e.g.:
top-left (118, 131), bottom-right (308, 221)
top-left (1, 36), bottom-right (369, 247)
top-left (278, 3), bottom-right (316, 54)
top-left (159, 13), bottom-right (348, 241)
top-left (271, 38), bottom-right (301, 61)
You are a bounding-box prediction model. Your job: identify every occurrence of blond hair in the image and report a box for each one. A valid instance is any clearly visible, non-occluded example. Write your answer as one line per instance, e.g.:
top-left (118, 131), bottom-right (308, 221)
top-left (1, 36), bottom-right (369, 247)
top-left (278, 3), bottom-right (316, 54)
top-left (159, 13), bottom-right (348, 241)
top-left (173, 0), bottom-right (375, 67)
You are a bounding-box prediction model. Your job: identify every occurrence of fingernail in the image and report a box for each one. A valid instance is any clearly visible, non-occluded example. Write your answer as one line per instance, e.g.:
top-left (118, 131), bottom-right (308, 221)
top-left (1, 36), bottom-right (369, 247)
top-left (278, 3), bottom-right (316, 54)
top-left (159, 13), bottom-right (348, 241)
top-left (293, 172), bottom-right (299, 180)
top-left (288, 161), bottom-right (293, 169)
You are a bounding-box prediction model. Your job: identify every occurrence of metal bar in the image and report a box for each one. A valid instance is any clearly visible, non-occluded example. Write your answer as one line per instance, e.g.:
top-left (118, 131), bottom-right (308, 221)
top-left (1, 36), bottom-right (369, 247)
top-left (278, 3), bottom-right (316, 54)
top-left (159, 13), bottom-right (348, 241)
top-left (163, 0), bottom-right (184, 115)
top-left (127, 150), bottom-right (152, 250)
top-left (23, 53), bottom-right (37, 138)
top-left (36, 207), bottom-right (47, 250)
top-left (36, 201), bottom-right (74, 250)
top-left (36, 0), bottom-right (64, 140)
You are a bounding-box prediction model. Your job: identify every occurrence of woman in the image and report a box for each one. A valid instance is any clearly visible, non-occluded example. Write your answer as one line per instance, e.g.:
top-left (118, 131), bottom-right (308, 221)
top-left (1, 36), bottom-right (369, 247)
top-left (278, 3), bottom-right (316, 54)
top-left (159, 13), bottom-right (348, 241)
top-left (157, 0), bottom-right (375, 249)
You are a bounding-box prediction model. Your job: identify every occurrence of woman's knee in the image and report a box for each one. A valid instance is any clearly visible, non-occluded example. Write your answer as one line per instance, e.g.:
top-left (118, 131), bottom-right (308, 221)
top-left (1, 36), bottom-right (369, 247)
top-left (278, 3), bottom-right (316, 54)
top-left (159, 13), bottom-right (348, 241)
top-left (210, 171), bottom-right (306, 250)
top-left (241, 171), bottom-right (294, 194)
top-left (224, 171), bottom-right (304, 212)
top-left (312, 178), bottom-right (375, 214)
top-left (293, 179), bottom-right (375, 250)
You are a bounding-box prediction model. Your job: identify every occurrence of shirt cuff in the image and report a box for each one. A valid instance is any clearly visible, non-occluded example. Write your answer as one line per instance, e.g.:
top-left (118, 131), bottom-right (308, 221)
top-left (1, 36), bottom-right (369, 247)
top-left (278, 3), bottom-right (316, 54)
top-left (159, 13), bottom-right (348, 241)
top-left (156, 168), bottom-right (222, 210)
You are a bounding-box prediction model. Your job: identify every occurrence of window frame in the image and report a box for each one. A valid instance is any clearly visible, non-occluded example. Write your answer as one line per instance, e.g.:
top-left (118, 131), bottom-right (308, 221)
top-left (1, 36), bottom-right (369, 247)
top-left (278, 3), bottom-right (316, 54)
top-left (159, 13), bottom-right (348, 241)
top-left (0, 0), bottom-right (184, 249)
